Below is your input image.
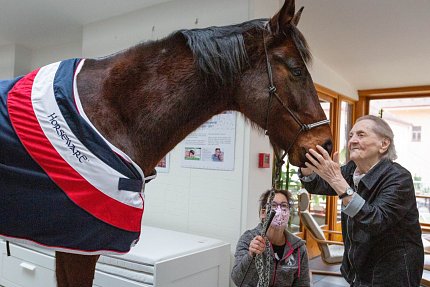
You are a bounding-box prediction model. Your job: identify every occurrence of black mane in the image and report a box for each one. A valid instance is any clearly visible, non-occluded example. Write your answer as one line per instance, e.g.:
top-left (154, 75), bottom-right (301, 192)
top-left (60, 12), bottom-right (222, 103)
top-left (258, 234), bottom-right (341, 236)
top-left (180, 19), bottom-right (266, 84)
top-left (179, 18), bottom-right (312, 84)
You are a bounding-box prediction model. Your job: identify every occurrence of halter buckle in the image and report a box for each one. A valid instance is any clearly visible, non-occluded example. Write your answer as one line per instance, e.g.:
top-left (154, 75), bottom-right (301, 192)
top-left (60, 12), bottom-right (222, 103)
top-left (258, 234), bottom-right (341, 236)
top-left (302, 124), bottom-right (310, 132)
top-left (268, 86), bottom-right (277, 94)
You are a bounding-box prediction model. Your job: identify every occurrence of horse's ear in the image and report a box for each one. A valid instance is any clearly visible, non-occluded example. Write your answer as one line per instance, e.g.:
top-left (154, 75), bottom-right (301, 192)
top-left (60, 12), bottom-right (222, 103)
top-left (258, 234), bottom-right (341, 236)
top-left (292, 7), bottom-right (304, 26)
top-left (269, 0), bottom-right (295, 34)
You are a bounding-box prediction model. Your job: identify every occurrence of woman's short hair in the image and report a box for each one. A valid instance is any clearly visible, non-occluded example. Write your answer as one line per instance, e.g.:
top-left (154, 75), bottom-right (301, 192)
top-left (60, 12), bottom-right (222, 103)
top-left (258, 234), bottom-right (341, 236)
top-left (355, 115), bottom-right (397, 160)
top-left (259, 189), bottom-right (291, 212)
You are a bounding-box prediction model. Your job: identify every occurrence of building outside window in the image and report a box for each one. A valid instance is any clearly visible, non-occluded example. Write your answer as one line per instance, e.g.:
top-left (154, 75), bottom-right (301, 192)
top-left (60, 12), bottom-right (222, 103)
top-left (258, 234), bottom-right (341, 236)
top-left (369, 97), bottom-right (430, 223)
top-left (412, 126), bottom-right (421, 142)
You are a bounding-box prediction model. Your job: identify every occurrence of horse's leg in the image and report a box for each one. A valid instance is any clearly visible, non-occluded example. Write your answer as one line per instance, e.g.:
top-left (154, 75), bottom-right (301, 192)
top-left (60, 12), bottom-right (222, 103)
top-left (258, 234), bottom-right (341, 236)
top-left (55, 251), bottom-right (100, 287)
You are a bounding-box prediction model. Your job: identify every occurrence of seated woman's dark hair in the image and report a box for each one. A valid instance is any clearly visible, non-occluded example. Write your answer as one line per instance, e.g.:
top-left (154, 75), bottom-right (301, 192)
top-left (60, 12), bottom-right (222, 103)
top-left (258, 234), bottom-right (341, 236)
top-left (259, 189), bottom-right (291, 212)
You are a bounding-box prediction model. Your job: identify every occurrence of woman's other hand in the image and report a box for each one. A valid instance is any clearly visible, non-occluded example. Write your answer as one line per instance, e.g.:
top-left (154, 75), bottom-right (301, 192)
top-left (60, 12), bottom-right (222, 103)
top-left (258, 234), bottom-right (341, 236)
top-left (248, 235), bottom-right (266, 257)
top-left (305, 146), bottom-right (348, 192)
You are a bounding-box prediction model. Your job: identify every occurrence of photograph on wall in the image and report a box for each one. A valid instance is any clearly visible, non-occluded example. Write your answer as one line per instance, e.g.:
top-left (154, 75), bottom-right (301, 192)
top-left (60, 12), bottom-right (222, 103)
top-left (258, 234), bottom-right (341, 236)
top-left (181, 111), bottom-right (236, 170)
top-left (184, 147), bottom-right (202, 160)
top-left (155, 153), bottom-right (170, 173)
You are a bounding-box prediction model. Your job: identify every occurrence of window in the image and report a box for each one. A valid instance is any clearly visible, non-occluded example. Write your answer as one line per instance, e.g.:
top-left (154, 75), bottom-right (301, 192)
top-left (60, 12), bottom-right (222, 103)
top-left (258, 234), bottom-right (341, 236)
top-left (412, 126), bottom-right (421, 142)
top-left (369, 97), bottom-right (430, 223)
top-left (307, 99), bottom-right (331, 226)
top-left (337, 100), bottom-right (353, 220)
top-left (281, 99), bottom-right (332, 232)
top-left (339, 101), bottom-right (353, 165)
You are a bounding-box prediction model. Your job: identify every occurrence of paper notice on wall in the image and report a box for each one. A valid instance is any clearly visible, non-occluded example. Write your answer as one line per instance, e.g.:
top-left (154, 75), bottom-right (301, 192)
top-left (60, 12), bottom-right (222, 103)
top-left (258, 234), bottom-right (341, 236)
top-left (181, 111), bottom-right (236, 171)
top-left (155, 153), bottom-right (170, 173)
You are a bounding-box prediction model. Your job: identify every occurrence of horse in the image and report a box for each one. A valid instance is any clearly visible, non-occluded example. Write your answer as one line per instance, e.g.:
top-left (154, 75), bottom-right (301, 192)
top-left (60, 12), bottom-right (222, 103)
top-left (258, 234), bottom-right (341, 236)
top-left (0, 0), bottom-right (332, 286)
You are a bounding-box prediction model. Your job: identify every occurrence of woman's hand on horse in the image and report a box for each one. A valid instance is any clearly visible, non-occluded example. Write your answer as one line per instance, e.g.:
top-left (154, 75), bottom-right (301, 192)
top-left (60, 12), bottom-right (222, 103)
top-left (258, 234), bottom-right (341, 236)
top-left (305, 145), bottom-right (347, 190)
top-left (248, 235), bottom-right (266, 257)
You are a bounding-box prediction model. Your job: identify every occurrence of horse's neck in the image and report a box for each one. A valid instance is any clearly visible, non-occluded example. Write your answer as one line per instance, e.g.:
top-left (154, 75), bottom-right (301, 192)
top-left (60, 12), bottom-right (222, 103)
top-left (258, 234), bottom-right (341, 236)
top-left (77, 41), bottom-right (234, 175)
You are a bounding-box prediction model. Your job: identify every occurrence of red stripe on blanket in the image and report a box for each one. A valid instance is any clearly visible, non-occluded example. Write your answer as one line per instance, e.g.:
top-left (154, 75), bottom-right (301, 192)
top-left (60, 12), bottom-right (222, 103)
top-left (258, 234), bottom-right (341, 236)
top-left (7, 69), bottom-right (143, 232)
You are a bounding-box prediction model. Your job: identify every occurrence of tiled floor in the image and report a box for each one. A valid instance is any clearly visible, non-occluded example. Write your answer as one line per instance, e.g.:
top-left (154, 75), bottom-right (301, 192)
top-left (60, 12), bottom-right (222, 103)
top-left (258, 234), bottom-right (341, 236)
top-left (312, 274), bottom-right (349, 287)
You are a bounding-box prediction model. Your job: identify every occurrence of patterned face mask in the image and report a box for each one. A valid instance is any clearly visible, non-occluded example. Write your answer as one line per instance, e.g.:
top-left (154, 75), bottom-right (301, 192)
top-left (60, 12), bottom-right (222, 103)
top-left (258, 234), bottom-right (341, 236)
top-left (270, 207), bottom-right (290, 229)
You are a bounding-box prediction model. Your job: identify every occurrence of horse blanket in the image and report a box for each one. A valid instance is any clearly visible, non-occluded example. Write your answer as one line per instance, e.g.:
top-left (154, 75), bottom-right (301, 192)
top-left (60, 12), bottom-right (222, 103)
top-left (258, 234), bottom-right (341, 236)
top-left (0, 59), bottom-right (153, 254)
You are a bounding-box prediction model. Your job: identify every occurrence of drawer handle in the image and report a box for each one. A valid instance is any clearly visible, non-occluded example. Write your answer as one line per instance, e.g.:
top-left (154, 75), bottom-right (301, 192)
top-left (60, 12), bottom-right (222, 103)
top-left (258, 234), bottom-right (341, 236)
top-left (20, 262), bottom-right (36, 271)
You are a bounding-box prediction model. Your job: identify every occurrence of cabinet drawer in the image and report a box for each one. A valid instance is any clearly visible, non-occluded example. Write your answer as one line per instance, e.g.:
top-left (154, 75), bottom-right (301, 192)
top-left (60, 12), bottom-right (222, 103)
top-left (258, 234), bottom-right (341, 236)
top-left (2, 255), bottom-right (56, 287)
top-left (94, 270), bottom-right (152, 287)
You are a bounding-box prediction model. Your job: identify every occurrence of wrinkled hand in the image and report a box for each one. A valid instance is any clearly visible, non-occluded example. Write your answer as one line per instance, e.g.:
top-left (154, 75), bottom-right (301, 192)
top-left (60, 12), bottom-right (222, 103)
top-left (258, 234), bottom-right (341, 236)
top-left (248, 235), bottom-right (266, 257)
top-left (305, 145), bottom-right (344, 187)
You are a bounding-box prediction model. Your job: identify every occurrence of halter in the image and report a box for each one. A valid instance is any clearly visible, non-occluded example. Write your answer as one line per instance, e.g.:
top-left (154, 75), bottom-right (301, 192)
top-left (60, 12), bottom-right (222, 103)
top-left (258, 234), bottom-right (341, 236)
top-left (261, 29), bottom-right (330, 181)
top-left (240, 29), bottom-right (331, 287)
top-left (249, 30), bottom-right (330, 287)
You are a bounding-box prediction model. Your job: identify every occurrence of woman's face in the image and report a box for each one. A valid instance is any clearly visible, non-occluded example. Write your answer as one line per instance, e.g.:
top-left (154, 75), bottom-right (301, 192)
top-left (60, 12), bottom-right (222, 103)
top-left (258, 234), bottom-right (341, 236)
top-left (260, 193), bottom-right (289, 220)
top-left (348, 119), bottom-right (388, 167)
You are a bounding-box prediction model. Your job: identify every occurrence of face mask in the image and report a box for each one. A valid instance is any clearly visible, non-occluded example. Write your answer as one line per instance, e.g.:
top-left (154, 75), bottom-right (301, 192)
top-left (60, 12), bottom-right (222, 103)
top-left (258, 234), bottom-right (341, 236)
top-left (270, 207), bottom-right (290, 229)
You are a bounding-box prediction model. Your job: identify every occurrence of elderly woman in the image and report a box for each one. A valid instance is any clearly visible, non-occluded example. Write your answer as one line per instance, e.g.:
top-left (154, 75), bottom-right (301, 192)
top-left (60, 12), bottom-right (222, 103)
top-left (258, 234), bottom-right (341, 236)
top-left (231, 189), bottom-right (310, 286)
top-left (300, 115), bottom-right (423, 287)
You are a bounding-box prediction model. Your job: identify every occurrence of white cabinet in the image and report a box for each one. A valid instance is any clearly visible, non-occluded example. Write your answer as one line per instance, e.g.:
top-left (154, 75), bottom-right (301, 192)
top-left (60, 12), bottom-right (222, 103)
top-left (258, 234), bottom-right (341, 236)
top-left (0, 226), bottom-right (230, 287)
top-left (0, 242), bottom-right (56, 287)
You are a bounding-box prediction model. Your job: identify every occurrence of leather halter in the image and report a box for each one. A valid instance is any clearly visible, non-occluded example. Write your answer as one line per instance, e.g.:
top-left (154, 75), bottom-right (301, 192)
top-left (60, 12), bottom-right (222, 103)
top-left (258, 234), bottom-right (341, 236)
top-left (261, 29), bottom-right (330, 183)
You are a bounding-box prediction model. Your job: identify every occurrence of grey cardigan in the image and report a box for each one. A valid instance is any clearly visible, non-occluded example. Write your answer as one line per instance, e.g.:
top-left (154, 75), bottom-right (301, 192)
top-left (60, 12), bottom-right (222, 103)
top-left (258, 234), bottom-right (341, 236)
top-left (231, 224), bottom-right (310, 287)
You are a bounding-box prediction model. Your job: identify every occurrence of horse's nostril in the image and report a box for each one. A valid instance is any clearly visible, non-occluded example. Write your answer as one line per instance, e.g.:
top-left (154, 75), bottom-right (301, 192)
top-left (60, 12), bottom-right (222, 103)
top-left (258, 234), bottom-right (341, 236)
top-left (322, 139), bottom-right (333, 155)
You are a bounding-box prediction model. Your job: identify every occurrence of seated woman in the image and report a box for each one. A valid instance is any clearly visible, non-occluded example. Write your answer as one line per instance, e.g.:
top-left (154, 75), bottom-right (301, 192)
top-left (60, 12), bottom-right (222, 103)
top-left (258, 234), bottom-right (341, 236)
top-left (231, 189), bottom-right (310, 286)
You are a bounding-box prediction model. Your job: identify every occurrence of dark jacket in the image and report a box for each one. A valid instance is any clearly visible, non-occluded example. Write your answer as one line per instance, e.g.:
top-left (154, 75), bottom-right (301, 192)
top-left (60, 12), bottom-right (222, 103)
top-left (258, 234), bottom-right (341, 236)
top-left (231, 223), bottom-right (310, 287)
top-left (302, 159), bottom-right (423, 287)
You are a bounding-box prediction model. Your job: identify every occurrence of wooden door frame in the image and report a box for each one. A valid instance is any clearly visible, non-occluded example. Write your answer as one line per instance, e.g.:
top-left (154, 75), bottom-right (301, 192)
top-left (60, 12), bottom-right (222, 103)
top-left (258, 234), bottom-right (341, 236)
top-left (303, 84), bottom-right (355, 257)
top-left (356, 85), bottom-right (430, 120)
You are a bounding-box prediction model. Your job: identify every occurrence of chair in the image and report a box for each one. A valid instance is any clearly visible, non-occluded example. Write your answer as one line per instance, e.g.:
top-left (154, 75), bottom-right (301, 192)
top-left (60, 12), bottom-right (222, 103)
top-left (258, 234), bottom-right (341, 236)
top-left (298, 190), bottom-right (344, 276)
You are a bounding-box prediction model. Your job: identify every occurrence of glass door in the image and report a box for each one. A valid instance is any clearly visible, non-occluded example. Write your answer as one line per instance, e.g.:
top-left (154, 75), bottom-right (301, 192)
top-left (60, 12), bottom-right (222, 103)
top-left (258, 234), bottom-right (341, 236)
top-left (369, 97), bottom-right (430, 223)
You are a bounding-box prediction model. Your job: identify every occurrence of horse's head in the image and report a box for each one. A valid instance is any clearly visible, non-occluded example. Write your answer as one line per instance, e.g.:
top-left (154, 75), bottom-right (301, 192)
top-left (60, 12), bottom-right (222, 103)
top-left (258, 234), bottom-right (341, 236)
top-left (236, 0), bottom-right (333, 167)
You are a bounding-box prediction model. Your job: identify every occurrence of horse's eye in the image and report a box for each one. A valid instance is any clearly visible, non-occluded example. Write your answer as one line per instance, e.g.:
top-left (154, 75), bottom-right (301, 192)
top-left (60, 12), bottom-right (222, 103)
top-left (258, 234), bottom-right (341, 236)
top-left (292, 68), bottom-right (302, 77)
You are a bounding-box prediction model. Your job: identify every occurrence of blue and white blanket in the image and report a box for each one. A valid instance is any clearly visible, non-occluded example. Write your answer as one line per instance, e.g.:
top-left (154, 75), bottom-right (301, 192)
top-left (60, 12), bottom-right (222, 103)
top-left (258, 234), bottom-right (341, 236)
top-left (0, 59), bottom-right (153, 254)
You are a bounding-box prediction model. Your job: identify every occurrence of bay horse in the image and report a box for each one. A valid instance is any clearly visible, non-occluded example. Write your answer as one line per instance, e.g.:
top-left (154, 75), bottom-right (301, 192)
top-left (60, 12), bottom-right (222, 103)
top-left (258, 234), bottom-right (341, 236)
top-left (0, 0), bottom-right (332, 286)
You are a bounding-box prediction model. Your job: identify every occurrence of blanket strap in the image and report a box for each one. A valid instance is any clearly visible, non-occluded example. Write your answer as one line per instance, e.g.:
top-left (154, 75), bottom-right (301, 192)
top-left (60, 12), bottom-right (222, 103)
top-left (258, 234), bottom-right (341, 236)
top-left (118, 178), bottom-right (143, 192)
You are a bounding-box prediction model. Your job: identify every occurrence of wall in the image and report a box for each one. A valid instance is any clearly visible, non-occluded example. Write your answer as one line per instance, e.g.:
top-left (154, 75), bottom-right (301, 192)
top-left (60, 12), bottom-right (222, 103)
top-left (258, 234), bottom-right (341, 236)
top-left (0, 44), bottom-right (15, 78)
top-left (31, 40), bottom-right (82, 71)
top-left (13, 46), bottom-right (32, 77)
top-left (309, 56), bottom-right (358, 100)
top-left (82, 0), bottom-right (249, 58)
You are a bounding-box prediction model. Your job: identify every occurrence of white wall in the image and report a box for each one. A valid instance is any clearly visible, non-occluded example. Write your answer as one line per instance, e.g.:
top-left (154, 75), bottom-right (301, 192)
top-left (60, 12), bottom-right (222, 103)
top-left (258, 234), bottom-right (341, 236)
top-left (82, 0), bottom-right (250, 58)
top-left (0, 44), bottom-right (15, 78)
top-left (309, 56), bottom-right (358, 100)
top-left (31, 40), bottom-right (82, 70)
top-left (13, 45), bottom-right (32, 77)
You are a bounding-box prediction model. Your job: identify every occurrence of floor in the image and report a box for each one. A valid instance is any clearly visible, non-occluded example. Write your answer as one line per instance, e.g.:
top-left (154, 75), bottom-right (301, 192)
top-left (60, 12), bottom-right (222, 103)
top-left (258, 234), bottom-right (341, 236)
top-left (309, 256), bottom-right (349, 286)
top-left (312, 274), bottom-right (349, 287)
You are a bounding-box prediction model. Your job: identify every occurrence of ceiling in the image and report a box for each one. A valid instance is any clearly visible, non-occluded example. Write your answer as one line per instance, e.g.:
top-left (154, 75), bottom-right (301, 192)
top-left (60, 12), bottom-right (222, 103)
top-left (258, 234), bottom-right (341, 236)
top-left (296, 0), bottom-right (430, 90)
top-left (1, 0), bottom-right (429, 91)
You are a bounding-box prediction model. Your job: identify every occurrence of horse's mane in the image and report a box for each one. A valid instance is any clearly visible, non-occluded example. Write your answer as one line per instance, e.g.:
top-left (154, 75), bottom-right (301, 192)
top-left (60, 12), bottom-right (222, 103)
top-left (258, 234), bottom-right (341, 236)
top-left (180, 19), bottom-right (266, 84)
top-left (179, 19), bottom-right (312, 84)
top-left (288, 25), bottom-right (312, 65)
